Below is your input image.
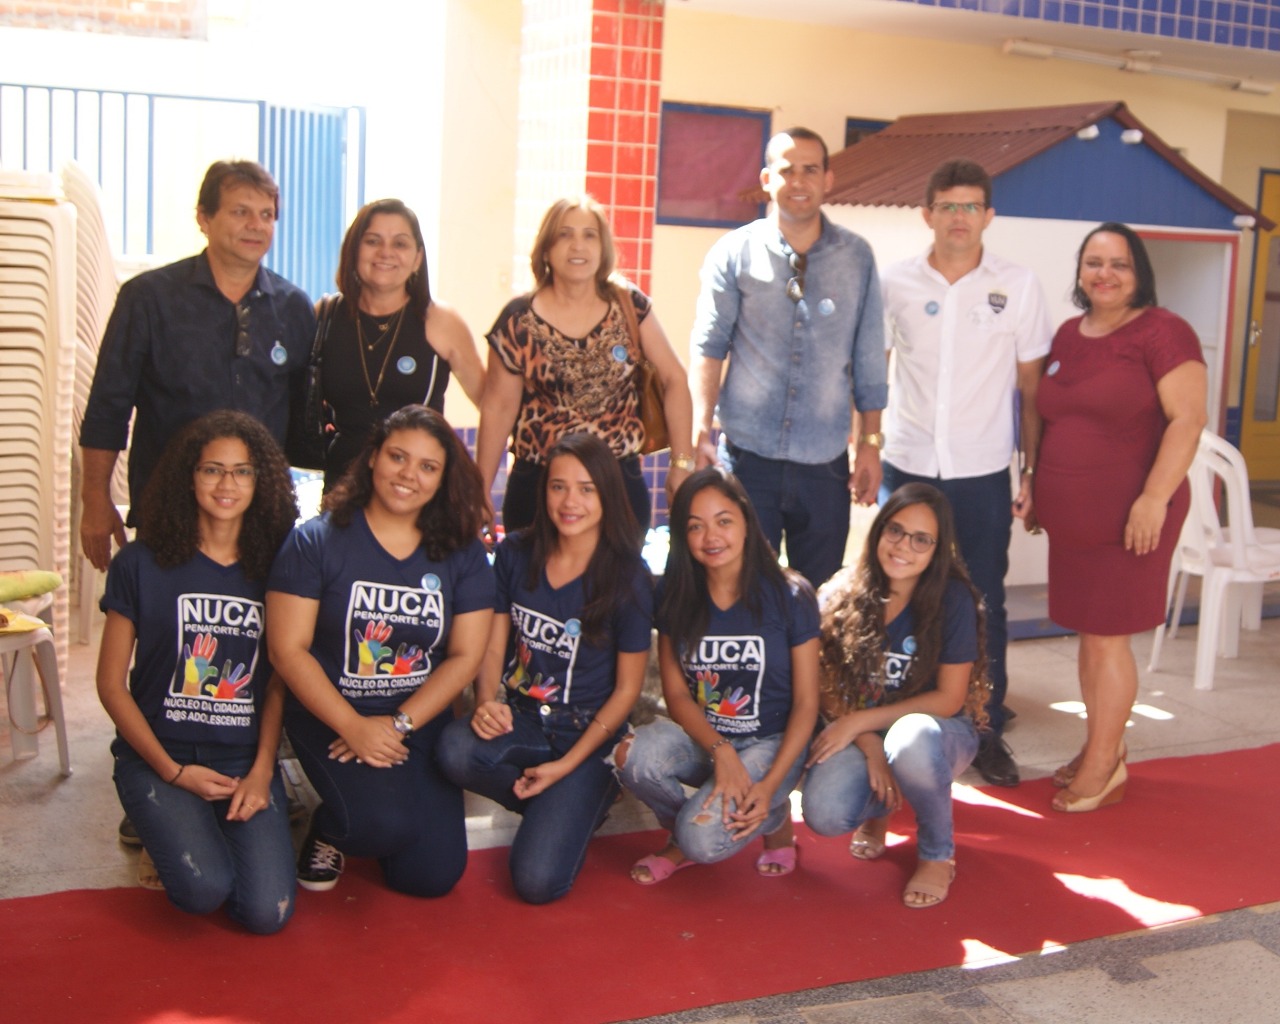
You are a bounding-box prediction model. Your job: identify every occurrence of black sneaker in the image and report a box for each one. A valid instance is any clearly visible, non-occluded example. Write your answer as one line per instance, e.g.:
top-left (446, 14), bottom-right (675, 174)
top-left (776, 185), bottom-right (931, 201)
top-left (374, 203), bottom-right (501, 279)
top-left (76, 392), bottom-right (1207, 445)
top-left (973, 734), bottom-right (1020, 788)
top-left (297, 825), bottom-right (345, 892)
top-left (118, 815), bottom-right (142, 847)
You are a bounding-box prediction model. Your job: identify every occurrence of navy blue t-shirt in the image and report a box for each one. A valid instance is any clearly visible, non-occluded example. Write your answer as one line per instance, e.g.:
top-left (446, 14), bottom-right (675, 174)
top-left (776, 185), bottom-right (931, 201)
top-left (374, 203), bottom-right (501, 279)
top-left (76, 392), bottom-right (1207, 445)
top-left (101, 541), bottom-right (269, 746)
top-left (660, 578), bottom-right (819, 737)
top-left (268, 509), bottom-right (495, 716)
top-left (879, 577), bottom-right (978, 705)
top-left (494, 537), bottom-right (653, 712)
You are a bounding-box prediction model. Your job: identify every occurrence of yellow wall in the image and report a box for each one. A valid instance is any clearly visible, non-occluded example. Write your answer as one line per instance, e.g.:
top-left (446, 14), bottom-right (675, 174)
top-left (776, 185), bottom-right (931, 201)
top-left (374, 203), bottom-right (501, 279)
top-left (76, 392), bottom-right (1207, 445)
top-left (435, 0), bottom-right (522, 428)
top-left (648, 6), bottom-right (1280, 397)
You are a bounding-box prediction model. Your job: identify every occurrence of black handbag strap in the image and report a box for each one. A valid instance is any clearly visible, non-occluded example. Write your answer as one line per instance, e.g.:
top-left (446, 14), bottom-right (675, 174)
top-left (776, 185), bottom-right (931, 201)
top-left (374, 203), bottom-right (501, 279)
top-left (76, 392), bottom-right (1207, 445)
top-left (310, 294), bottom-right (341, 369)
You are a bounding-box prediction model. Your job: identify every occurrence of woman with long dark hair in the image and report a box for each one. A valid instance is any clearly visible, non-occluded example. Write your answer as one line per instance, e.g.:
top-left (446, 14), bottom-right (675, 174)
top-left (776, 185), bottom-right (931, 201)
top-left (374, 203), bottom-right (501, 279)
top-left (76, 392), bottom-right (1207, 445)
top-left (438, 433), bottom-right (653, 903)
top-left (802, 483), bottom-right (989, 908)
top-left (319, 199), bottom-right (484, 488)
top-left (619, 467), bottom-right (818, 883)
top-left (268, 404), bottom-right (494, 896)
top-left (96, 410), bottom-right (299, 932)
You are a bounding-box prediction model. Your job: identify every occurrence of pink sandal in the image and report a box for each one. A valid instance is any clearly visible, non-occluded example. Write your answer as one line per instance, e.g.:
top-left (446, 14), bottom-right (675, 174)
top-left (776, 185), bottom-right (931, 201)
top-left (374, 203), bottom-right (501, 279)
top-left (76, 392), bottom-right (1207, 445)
top-left (756, 842), bottom-right (799, 877)
top-left (630, 853), bottom-right (694, 886)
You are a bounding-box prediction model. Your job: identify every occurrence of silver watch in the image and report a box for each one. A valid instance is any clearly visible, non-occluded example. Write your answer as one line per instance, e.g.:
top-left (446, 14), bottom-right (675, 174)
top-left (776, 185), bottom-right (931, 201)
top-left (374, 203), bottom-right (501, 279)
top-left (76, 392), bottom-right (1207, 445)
top-left (391, 711), bottom-right (414, 736)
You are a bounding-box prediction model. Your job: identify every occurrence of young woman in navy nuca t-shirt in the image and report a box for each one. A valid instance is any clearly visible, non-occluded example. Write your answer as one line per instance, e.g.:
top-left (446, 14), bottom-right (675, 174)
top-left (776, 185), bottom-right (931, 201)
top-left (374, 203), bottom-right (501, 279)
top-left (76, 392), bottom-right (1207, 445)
top-left (267, 405), bottom-right (494, 897)
top-left (619, 468), bottom-right (819, 883)
top-left (96, 411), bottom-right (300, 933)
top-left (802, 483), bottom-right (989, 910)
top-left (438, 433), bottom-right (653, 904)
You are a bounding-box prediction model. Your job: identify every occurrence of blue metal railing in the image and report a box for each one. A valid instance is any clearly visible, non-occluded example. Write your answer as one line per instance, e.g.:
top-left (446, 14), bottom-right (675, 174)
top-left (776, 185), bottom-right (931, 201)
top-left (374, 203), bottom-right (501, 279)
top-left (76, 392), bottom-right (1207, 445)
top-left (0, 82), bottom-right (364, 300)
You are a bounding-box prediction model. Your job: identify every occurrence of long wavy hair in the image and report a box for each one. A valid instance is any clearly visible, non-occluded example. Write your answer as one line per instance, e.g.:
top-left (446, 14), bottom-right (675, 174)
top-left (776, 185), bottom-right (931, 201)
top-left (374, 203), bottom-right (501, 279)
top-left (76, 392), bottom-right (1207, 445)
top-left (659, 467), bottom-right (810, 656)
top-left (335, 198), bottom-right (431, 319)
top-left (137, 410), bottom-right (298, 580)
top-left (817, 483), bottom-right (989, 727)
top-left (324, 404), bottom-right (485, 560)
top-left (518, 433), bottom-right (644, 647)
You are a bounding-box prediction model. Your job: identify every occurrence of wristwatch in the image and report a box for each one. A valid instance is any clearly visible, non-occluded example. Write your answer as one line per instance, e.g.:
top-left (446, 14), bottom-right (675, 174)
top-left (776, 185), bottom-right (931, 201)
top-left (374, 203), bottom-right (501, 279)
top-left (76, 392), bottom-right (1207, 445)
top-left (671, 454), bottom-right (696, 471)
top-left (858, 432), bottom-right (885, 450)
top-left (391, 711), bottom-right (414, 736)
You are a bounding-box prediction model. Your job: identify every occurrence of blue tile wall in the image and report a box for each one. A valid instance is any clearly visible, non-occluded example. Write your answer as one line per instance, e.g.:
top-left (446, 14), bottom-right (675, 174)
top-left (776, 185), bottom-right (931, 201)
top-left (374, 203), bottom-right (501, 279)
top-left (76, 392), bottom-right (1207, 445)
top-left (892, 0), bottom-right (1280, 54)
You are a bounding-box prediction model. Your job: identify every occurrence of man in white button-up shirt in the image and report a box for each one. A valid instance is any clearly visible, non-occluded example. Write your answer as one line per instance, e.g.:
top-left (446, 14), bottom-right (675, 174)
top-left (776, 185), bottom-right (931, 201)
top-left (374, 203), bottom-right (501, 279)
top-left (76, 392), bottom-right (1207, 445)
top-left (880, 159), bottom-right (1052, 787)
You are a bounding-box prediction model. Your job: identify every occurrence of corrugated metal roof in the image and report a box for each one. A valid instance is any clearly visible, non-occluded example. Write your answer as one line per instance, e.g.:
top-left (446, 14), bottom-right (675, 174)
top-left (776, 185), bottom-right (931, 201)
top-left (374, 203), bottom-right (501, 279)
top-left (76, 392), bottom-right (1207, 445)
top-left (826, 101), bottom-right (1271, 230)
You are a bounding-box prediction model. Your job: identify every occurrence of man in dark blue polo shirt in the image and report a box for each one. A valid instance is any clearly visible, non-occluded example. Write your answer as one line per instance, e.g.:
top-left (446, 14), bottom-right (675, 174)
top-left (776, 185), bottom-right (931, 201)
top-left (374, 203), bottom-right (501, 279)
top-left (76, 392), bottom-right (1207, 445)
top-left (79, 159), bottom-right (316, 571)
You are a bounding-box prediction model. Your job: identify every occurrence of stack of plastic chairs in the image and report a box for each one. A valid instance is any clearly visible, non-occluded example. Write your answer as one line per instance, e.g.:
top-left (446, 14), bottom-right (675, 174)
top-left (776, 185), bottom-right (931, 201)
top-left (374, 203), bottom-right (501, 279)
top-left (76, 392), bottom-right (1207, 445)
top-left (0, 171), bottom-right (76, 689)
top-left (60, 161), bottom-right (124, 643)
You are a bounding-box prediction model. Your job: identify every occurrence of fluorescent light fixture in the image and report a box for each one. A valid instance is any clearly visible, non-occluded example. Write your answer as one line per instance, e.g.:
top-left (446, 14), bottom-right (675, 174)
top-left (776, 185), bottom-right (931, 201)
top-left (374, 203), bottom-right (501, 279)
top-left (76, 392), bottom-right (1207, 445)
top-left (1120, 129), bottom-right (1144, 144)
top-left (1002, 38), bottom-right (1274, 95)
top-left (1075, 125), bottom-right (1100, 141)
top-left (1233, 214), bottom-right (1257, 229)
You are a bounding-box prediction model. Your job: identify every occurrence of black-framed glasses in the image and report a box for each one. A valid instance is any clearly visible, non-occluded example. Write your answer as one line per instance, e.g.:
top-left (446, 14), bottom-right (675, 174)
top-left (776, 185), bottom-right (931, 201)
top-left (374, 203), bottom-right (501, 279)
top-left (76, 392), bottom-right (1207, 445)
top-left (235, 303), bottom-right (251, 357)
top-left (786, 251), bottom-right (807, 303)
top-left (195, 463), bottom-right (257, 484)
top-left (929, 201), bottom-right (986, 216)
top-left (883, 520), bottom-right (937, 553)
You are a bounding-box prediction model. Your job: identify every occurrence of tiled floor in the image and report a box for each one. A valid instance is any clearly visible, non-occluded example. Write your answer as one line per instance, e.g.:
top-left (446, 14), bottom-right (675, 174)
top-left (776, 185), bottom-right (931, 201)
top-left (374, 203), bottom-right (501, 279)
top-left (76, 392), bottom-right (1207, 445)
top-left (3, 579), bottom-right (1279, 1023)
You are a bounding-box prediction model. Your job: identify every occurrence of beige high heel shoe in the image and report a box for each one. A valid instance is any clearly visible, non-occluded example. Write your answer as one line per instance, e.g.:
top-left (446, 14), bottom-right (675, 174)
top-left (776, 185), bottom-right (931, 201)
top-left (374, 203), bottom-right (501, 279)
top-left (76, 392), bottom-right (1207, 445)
top-left (1052, 759), bottom-right (1128, 813)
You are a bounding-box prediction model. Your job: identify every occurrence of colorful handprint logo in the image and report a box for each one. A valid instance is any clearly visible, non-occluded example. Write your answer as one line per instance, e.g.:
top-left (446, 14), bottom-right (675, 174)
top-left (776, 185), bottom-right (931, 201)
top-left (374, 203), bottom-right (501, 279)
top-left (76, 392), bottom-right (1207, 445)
top-left (694, 669), bottom-right (721, 710)
top-left (209, 660), bottom-right (251, 700)
top-left (179, 633), bottom-right (220, 696)
top-left (707, 686), bottom-right (750, 717)
top-left (354, 620), bottom-right (394, 676)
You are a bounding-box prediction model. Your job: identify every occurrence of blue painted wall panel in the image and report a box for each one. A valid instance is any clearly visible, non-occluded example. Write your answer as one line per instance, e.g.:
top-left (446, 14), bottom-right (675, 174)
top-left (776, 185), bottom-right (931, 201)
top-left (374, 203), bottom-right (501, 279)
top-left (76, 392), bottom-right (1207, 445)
top-left (991, 117), bottom-right (1240, 229)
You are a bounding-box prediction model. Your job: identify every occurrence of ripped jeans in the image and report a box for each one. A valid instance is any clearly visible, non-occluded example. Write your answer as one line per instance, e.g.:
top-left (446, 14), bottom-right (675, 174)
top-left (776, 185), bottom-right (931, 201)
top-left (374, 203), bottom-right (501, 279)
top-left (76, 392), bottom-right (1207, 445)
top-left (619, 719), bottom-right (804, 864)
top-left (111, 737), bottom-right (295, 934)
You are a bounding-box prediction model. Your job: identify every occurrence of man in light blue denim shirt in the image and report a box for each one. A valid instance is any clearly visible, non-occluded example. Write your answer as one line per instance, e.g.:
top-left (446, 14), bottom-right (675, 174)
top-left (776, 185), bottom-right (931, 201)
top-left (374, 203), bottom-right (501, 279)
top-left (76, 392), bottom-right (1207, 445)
top-left (690, 128), bottom-right (887, 587)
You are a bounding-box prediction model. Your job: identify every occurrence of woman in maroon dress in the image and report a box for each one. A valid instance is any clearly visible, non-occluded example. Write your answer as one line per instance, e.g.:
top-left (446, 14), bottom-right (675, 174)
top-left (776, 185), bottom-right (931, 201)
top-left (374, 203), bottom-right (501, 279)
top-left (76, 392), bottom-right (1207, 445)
top-left (1031, 223), bottom-right (1206, 813)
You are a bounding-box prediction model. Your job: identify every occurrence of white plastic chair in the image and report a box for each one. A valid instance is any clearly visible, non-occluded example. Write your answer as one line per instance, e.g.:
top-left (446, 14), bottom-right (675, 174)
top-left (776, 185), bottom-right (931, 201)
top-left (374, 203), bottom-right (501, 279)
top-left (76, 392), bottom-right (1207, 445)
top-left (1190, 431), bottom-right (1280, 690)
top-left (1149, 431), bottom-right (1280, 672)
top-left (0, 623), bottom-right (71, 776)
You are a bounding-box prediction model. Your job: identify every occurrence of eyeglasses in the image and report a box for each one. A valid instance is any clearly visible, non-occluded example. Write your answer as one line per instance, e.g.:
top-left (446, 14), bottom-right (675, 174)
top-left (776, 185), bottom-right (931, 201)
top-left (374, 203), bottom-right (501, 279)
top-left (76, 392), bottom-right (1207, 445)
top-left (235, 303), bottom-right (251, 357)
top-left (883, 520), bottom-right (937, 553)
top-left (195, 464), bottom-right (257, 484)
top-left (929, 202), bottom-right (986, 216)
top-left (786, 251), bottom-right (807, 303)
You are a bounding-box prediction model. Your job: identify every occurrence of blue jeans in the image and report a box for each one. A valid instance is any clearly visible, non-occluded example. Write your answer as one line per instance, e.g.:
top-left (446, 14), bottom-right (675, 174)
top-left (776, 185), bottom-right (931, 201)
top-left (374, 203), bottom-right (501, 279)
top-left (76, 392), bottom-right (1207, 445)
top-left (111, 738), bottom-right (296, 934)
top-left (721, 439), bottom-right (850, 589)
top-left (619, 719), bottom-right (805, 864)
top-left (284, 701), bottom-right (467, 898)
top-left (437, 701), bottom-right (619, 904)
top-left (802, 713), bottom-right (978, 862)
top-left (881, 463), bottom-right (1012, 735)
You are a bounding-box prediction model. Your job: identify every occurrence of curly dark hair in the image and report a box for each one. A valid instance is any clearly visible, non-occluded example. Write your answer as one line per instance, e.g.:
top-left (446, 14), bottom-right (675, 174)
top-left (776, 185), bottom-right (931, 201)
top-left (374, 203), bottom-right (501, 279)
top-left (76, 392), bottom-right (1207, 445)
top-left (324, 404), bottom-right (485, 560)
top-left (659, 466), bottom-right (812, 656)
top-left (518, 433), bottom-right (645, 647)
top-left (137, 410), bottom-right (299, 580)
top-left (817, 483), bottom-right (989, 728)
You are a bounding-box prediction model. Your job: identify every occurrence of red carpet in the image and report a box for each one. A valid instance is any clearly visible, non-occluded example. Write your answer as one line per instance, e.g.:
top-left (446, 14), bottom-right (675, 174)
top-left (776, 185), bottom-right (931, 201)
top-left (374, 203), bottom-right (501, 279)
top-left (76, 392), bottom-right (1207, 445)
top-left (5, 744), bottom-right (1278, 1024)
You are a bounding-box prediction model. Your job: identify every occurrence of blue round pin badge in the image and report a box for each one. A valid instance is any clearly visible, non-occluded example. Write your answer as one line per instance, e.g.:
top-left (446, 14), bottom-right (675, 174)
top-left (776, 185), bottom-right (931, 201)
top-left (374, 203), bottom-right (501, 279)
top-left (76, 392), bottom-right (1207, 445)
top-left (611, 344), bottom-right (628, 362)
top-left (270, 342), bottom-right (288, 365)
top-left (818, 298), bottom-right (835, 316)
top-left (397, 356), bottom-right (416, 375)
top-left (1047, 360), bottom-right (1061, 376)
top-left (420, 573), bottom-right (441, 592)
top-left (925, 301), bottom-right (939, 317)
top-left (903, 635), bottom-right (917, 655)
top-left (565, 618), bottom-right (582, 637)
